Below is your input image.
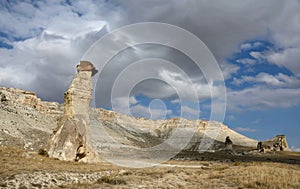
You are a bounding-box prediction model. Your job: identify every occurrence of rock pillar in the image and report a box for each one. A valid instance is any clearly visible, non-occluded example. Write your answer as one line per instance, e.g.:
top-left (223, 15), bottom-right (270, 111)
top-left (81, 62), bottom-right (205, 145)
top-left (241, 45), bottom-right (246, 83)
top-left (47, 61), bottom-right (98, 162)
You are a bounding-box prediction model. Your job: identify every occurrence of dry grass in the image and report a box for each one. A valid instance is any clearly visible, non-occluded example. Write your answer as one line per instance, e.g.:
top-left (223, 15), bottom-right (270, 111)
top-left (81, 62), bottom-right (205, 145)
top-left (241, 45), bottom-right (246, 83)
top-left (227, 162), bottom-right (300, 188)
top-left (96, 175), bottom-right (127, 185)
top-left (0, 146), bottom-right (117, 179)
top-left (206, 162), bottom-right (300, 189)
top-left (1, 146), bottom-right (300, 188)
top-left (66, 162), bottom-right (300, 189)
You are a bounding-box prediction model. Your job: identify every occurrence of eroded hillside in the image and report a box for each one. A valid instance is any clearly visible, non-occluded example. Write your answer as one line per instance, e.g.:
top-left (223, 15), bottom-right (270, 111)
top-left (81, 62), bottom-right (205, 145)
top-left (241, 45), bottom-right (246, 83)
top-left (0, 85), bottom-right (257, 154)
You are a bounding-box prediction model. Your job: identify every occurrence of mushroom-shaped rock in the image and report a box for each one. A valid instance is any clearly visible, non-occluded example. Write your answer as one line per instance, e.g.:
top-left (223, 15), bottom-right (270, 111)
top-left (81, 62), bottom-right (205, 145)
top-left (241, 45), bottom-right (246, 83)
top-left (47, 61), bottom-right (98, 162)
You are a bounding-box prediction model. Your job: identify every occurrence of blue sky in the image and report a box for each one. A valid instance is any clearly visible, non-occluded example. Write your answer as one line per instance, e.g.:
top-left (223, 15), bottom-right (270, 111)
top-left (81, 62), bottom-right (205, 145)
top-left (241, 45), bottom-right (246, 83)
top-left (0, 0), bottom-right (299, 151)
top-left (223, 40), bottom-right (300, 149)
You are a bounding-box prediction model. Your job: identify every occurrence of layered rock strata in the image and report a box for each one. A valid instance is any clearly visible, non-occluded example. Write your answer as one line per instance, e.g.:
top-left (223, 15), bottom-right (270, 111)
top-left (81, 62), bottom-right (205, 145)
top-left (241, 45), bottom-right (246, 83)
top-left (0, 87), bottom-right (62, 115)
top-left (0, 87), bottom-right (62, 150)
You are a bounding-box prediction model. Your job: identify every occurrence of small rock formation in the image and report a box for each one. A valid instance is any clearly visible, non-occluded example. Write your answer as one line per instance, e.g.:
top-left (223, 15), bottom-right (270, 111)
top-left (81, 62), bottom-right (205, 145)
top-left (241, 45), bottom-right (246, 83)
top-left (225, 136), bottom-right (233, 150)
top-left (257, 141), bottom-right (263, 152)
top-left (47, 61), bottom-right (98, 162)
top-left (0, 92), bottom-right (7, 103)
top-left (257, 135), bottom-right (290, 152)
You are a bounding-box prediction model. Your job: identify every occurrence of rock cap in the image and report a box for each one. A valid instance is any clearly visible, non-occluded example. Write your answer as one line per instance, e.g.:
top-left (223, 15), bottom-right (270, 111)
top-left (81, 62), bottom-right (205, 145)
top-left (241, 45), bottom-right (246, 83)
top-left (76, 61), bottom-right (98, 76)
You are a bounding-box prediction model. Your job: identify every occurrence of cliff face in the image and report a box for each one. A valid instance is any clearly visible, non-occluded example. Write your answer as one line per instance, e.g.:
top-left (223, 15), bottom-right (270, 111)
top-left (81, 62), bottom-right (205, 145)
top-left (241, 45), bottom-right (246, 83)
top-left (0, 87), bottom-right (63, 115)
top-left (93, 108), bottom-right (258, 153)
top-left (2, 66), bottom-right (280, 162)
top-left (0, 83), bottom-right (260, 158)
top-left (0, 85), bottom-right (260, 156)
top-left (0, 87), bottom-right (62, 150)
top-left (47, 61), bottom-right (98, 162)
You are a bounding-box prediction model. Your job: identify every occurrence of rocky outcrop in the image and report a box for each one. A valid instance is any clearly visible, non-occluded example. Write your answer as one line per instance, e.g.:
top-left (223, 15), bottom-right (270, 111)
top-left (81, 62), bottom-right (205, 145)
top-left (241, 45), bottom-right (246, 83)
top-left (1, 83), bottom-right (260, 158)
top-left (4, 75), bottom-right (287, 161)
top-left (47, 61), bottom-right (98, 162)
top-left (0, 87), bottom-right (63, 115)
top-left (0, 87), bottom-right (62, 150)
top-left (93, 108), bottom-right (258, 154)
top-left (257, 135), bottom-right (290, 152)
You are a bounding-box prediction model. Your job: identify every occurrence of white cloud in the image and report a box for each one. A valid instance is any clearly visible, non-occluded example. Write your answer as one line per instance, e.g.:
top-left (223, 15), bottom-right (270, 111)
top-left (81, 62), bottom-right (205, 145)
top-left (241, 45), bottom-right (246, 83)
top-left (232, 72), bottom-right (300, 87)
top-left (111, 96), bottom-right (138, 115)
top-left (249, 51), bottom-right (264, 60)
top-left (291, 146), bottom-right (300, 152)
top-left (0, 0), bottom-right (300, 113)
top-left (227, 86), bottom-right (300, 112)
top-left (240, 43), bottom-right (252, 51)
top-left (265, 48), bottom-right (300, 75)
top-left (0, 26), bottom-right (107, 101)
top-left (261, 1), bottom-right (300, 75)
top-left (240, 42), bottom-right (263, 51)
top-left (170, 98), bottom-right (180, 104)
top-left (0, 0), bottom-right (114, 40)
top-left (235, 127), bottom-right (257, 132)
top-left (231, 78), bottom-right (243, 86)
top-left (220, 62), bottom-right (240, 80)
top-left (181, 105), bottom-right (200, 120)
top-left (111, 96), bottom-right (173, 120)
top-left (158, 69), bottom-right (225, 102)
top-left (236, 58), bottom-right (256, 65)
top-left (130, 104), bottom-right (172, 120)
top-left (253, 42), bottom-right (263, 47)
top-left (117, 0), bottom-right (290, 62)
top-left (46, 20), bottom-right (106, 40)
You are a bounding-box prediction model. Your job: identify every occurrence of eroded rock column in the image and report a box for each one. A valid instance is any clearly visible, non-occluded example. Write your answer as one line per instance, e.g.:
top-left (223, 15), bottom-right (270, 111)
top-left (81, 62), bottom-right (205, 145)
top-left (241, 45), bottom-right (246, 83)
top-left (47, 61), bottom-right (98, 162)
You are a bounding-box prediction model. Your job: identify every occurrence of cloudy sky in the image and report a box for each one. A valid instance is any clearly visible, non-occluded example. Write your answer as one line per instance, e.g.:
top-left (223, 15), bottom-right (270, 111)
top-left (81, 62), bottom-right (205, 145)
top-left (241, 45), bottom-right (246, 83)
top-left (0, 0), bottom-right (299, 150)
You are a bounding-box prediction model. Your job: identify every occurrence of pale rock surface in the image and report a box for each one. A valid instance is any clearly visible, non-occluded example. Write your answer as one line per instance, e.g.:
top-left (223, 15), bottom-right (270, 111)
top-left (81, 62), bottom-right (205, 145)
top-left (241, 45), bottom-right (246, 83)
top-left (91, 108), bottom-right (258, 156)
top-left (0, 83), bottom-right (260, 159)
top-left (47, 61), bottom-right (98, 162)
top-left (2, 70), bottom-right (290, 162)
top-left (0, 87), bottom-right (63, 150)
top-left (257, 135), bottom-right (290, 152)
